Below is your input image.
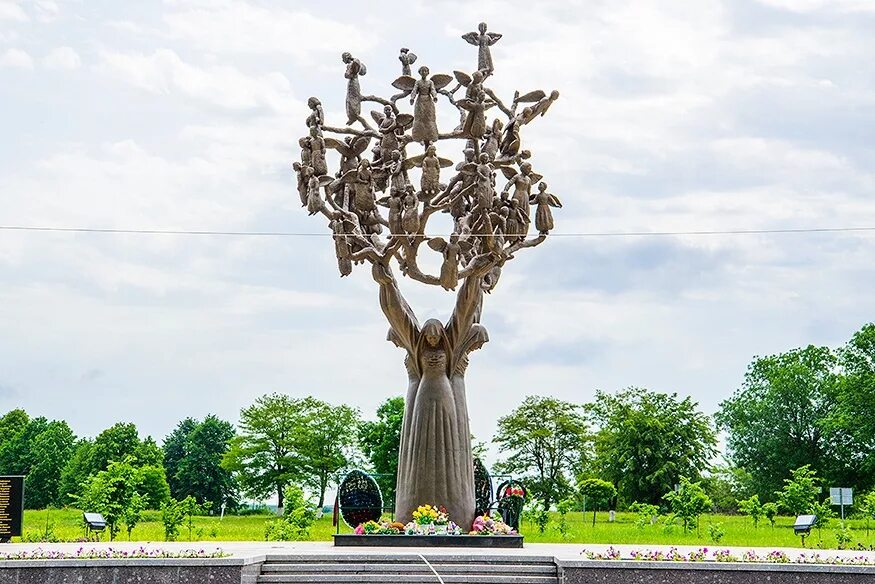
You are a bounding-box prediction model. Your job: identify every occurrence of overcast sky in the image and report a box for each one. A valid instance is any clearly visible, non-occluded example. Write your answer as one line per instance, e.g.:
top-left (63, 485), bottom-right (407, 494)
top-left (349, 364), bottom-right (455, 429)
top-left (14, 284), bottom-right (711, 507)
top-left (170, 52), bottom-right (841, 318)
top-left (1, 0), bottom-right (873, 464)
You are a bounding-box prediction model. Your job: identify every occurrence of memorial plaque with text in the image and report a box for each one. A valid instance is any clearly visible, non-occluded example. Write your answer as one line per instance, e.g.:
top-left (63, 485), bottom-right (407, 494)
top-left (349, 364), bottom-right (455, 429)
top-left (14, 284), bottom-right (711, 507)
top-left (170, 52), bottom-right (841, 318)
top-left (0, 475), bottom-right (24, 541)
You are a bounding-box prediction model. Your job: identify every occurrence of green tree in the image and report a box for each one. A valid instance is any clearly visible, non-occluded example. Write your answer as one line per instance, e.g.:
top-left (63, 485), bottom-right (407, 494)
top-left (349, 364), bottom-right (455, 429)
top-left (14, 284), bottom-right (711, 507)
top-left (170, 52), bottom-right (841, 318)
top-left (0, 409), bottom-right (29, 450)
top-left (358, 396), bottom-right (404, 502)
top-left (663, 476), bottom-right (712, 533)
top-left (775, 465), bottom-right (821, 516)
top-left (136, 464), bottom-right (171, 509)
top-left (24, 421), bottom-right (76, 508)
top-left (859, 491), bottom-right (875, 537)
top-left (577, 478), bottom-right (616, 527)
top-left (75, 458), bottom-right (141, 540)
top-left (737, 494), bottom-right (764, 527)
top-left (164, 415), bottom-right (237, 511)
top-left (296, 398), bottom-right (360, 508)
top-left (828, 323), bottom-right (875, 491)
top-left (223, 393), bottom-right (306, 509)
top-left (57, 439), bottom-right (95, 505)
top-left (265, 484), bottom-right (317, 541)
top-left (586, 387), bottom-right (716, 505)
top-left (716, 346), bottom-right (841, 500)
top-left (493, 396), bottom-right (589, 512)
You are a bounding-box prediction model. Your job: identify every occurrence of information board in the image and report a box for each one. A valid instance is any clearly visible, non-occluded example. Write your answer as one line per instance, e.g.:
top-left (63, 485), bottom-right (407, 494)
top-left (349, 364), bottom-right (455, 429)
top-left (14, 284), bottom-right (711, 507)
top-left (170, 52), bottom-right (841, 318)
top-left (0, 475), bottom-right (25, 541)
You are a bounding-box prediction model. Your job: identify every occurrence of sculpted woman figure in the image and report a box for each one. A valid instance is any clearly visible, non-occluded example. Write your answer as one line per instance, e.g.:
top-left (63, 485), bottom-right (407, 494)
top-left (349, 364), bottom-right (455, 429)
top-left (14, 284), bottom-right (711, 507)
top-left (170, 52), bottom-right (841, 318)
top-left (372, 262), bottom-right (488, 530)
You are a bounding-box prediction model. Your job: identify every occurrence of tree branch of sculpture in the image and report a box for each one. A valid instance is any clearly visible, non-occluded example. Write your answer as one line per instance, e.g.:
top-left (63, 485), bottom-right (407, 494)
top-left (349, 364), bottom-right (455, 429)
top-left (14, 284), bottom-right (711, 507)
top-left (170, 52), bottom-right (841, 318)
top-left (292, 24), bottom-right (560, 529)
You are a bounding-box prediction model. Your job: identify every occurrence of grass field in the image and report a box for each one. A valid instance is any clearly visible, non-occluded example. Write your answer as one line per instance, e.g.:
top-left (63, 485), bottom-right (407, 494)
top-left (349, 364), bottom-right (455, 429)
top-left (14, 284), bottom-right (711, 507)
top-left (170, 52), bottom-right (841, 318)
top-left (14, 508), bottom-right (875, 550)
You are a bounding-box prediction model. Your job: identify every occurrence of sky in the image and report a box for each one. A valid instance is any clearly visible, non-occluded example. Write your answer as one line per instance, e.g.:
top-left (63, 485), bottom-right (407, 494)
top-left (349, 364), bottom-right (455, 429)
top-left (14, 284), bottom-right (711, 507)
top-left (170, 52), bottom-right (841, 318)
top-left (1, 0), bottom-right (874, 466)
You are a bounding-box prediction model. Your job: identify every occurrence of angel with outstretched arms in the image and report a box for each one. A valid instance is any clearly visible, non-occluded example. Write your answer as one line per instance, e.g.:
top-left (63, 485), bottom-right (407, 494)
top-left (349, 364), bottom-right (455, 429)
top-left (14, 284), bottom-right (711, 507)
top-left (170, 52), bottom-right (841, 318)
top-left (531, 181), bottom-right (562, 233)
top-left (462, 22), bottom-right (502, 73)
top-left (391, 66), bottom-right (453, 143)
top-left (404, 145), bottom-right (453, 199)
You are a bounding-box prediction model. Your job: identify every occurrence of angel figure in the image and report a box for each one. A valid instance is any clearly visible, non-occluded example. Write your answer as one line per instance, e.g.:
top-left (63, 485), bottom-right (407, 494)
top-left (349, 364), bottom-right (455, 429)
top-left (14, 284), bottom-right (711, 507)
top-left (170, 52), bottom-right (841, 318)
top-left (392, 66), bottom-right (453, 144)
top-left (427, 234), bottom-right (473, 290)
top-left (385, 150), bottom-right (411, 195)
top-left (399, 47), bottom-right (417, 76)
top-left (341, 159), bottom-right (377, 215)
top-left (306, 97), bottom-right (324, 130)
top-left (377, 190), bottom-right (404, 236)
top-left (504, 197), bottom-right (528, 242)
top-left (483, 118), bottom-right (503, 160)
top-left (304, 166), bottom-right (333, 215)
top-left (462, 22), bottom-right (502, 73)
top-left (437, 148), bottom-right (476, 219)
top-left (401, 190), bottom-right (421, 237)
top-left (405, 145), bottom-right (453, 199)
top-left (325, 135), bottom-right (371, 175)
top-left (308, 126), bottom-right (327, 176)
top-left (342, 52), bottom-right (367, 125)
top-left (501, 161), bottom-right (542, 218)
top-left (329, 215), bottom-right (354, 277)
top-left (531, 182), bottom-right (562, 234)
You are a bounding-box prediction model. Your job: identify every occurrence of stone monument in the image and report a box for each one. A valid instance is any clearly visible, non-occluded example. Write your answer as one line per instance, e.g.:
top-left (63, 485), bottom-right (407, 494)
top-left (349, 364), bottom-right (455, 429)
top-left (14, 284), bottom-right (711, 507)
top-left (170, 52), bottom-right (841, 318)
top-left (293, 23), bottom-right (561, 531)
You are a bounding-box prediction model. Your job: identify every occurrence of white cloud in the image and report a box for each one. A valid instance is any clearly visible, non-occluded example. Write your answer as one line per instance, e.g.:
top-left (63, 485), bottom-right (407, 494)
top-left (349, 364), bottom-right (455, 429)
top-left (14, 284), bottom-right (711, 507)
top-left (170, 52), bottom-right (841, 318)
top-left (162, 0), bottom-right (376, 60)
top-left (0, 47), bottom-right (33, 69)
top-left (98, 48), bottom-right (295, 112)
top-left (0, 1), bottom-right (27, 22)
top-left (43, 46), bottom-right (81, 70)
top-left (33, 0), bottom-right (59, 22)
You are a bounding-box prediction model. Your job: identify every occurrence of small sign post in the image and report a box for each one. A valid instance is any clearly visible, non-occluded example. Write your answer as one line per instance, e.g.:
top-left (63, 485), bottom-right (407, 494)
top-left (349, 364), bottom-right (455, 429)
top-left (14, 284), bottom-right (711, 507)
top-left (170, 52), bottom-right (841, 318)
top-left (830, 487), bottom-right (853, 520)
top-left (0, 475), bottom-right (25, 543)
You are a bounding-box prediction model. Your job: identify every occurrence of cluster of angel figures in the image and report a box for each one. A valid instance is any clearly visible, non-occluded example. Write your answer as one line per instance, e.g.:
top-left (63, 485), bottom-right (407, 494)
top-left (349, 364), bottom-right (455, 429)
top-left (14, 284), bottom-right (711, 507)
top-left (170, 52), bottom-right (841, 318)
top-left (293, 22), bottom-right (561, 292)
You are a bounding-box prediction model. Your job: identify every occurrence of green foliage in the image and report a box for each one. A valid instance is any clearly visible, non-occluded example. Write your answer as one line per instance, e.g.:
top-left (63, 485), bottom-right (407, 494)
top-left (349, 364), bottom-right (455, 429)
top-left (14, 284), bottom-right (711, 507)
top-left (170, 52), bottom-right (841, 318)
top-left (225, 394), bottom-right (358, 509)
top-left (860, 491), bottom-right (875, 536)
top-left (629, 502), bottom-right (660, 528)
top-left (763, 502), bottom-right (778, 527)
top-left (265, 484), bottom-right (317, 541)
top-left (358, 397), bottom-right (404, 502)
top-left (75, 458), bottom-right (141, 540)
top-left (578, 478), bottom-right (617, 527)
top-left (58, 440), bottom-right (94, 505)
top-left (587, 388), bottom-right (716, 506)
top-left (163, 415), bottom-right (237, 511)
top-left (555, 498), bottom-right (574, 540)
top-left (160, 498), bottom-right (186, 542)
top-left (136, 465), bottom-right (171, 509)
top-left (775, 465), bottom-right (821, 516)
top-left (737, 494), bottom-right (764, 527)
top-left (810, 498), bottom-right (835, 530)
top-left (716, 346), bottom-right (842, 500)
top-left (707, 522), bottom-right (725, 543)
top-left (663, 476), bottom-right (713, 533)
top-left (494, 396), bottom-right (589, 512)
top-left (835, 521), bottom-right (853, 549)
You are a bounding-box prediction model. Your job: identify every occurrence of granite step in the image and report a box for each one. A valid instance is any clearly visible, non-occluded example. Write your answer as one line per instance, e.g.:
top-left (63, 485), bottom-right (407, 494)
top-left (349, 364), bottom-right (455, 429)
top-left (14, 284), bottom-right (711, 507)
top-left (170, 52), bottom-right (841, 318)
top-left (257, 575), bottom-right (557, 584)
top-left (260, 562), bottom-right (556, 574)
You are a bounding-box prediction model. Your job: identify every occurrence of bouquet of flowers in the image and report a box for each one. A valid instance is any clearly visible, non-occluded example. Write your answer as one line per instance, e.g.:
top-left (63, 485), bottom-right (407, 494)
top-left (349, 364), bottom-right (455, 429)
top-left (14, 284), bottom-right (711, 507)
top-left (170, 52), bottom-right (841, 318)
top-left (412, 504), bottom-right (439, 525)
top-left (434, 506), bottom-right (449, 525)
top-left (354, 520), bottom-right (405, 535)
top-left (470, 514), bottom-right (517, 535)
top-left (503, 486), bottom-right (524, 499)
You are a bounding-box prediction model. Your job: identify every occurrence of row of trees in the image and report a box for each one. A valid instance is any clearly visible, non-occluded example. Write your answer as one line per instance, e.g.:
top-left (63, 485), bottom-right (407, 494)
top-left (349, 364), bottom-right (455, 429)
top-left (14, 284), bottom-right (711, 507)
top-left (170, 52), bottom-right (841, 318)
top-left (1, 322), bottom-right (871, 521)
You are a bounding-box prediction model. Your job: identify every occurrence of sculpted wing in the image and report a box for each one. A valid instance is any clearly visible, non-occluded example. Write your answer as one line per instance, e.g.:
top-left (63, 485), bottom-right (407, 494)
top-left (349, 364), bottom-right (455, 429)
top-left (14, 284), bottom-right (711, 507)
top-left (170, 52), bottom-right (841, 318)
top-left (454, 70), bottom-right (472, 87)
top-left (515, 90), bottom-right (546, 103)
top-left (431, 74), bottom-right (454, 91)
top-left (392, 75), bottom-right (417, 91)
top-left (461, 32), bottom-right (479, 45)
top-left (324, 137), bottom-right (352, 158)
top-left (427, 237), bottom-right (449, 253)
top-left (403, 153), bottom-right (426, 170)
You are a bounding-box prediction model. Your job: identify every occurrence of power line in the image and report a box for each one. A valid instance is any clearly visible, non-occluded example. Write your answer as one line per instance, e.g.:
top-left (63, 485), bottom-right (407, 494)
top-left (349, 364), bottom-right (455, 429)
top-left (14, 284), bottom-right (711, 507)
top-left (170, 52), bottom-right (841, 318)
top-left (0, 225), bottom-right (874, 238)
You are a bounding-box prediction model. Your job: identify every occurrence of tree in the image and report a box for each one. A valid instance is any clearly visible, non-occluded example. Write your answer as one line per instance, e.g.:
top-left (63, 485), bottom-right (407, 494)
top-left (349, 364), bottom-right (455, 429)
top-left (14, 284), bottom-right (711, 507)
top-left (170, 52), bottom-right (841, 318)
top-left (57, 440), bottom-right (95, 505)
top-left (493, 396), bottom-right (589, 512)
top-left (163, 417), bottom-right (197, 498)
top-left (24, 421), bottom-right (76, 508)
top-left (358, 397), bottom-right (404, 502)
top-left (577, 478), bottom-right (616, 527)
top-left (586, 388), bottom-right (716, 505)
top-left (828, 323), bottom-right (875, 491)
top-left (716, 346), bottom-right (841, 500)
top-left (223, 393), bottom-right (306, 509)
top-left (265, 484), bottom-right (317, 541)
top-left (775, 464), bottom-right (821, 516)
top-left (136, 464), bottom-right (171, 509)
top-left (296, 398), bottom-right (360, 508)
top-left (164, 415), bottom-right (237, 511)
top-left (663, 476), bottom-right (712, 533)
top-left (75, 458), bottom-right (141, 540)
top-left (737, 494), bottom-right (765, 527)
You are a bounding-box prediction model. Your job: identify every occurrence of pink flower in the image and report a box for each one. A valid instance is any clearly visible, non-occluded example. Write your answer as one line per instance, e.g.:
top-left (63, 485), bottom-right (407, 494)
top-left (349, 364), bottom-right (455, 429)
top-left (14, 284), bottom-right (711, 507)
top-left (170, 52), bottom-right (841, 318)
top-left (354, 524), bottom-right (365, 535)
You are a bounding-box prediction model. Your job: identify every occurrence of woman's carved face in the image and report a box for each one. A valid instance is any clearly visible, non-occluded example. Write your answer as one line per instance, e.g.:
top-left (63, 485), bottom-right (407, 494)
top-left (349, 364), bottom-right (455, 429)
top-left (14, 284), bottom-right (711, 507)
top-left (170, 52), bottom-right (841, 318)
top-left (425, 333), bottom-right (440, 347)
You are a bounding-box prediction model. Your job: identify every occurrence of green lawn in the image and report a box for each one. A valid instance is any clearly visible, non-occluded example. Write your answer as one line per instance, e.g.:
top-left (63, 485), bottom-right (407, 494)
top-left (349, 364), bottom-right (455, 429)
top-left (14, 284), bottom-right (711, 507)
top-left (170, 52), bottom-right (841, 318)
top-left (14, 508), bottom-right (875, 549)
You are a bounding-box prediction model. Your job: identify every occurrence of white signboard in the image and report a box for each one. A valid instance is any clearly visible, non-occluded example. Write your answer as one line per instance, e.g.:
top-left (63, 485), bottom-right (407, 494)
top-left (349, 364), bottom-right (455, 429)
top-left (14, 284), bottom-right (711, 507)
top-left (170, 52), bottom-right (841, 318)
top-left (829, 487), bottom-right (853, 506)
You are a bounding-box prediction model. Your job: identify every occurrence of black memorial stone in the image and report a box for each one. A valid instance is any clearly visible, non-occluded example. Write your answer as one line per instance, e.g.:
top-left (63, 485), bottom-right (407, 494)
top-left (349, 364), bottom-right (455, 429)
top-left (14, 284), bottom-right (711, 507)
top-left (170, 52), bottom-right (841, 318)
top-left (0, 475), bottom-right (24, 542)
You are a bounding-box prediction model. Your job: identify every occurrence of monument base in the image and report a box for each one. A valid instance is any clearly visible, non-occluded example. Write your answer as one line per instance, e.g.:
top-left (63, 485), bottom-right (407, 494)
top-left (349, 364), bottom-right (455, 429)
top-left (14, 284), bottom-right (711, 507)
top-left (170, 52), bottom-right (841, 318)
top-left (333, 534), bottom-right (524, 548)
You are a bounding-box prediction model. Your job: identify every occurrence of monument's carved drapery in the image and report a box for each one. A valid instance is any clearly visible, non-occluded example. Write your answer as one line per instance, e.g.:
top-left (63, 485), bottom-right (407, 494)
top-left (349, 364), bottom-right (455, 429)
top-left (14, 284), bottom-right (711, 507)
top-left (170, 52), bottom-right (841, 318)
top-left (293, 23), bottom-right (560, 530)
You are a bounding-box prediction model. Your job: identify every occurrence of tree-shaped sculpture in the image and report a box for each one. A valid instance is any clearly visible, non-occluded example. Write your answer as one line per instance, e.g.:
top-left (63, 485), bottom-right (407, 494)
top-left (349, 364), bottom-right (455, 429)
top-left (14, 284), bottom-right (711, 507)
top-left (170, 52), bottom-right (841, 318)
top-left (293, 23), bottom-right (561, 531)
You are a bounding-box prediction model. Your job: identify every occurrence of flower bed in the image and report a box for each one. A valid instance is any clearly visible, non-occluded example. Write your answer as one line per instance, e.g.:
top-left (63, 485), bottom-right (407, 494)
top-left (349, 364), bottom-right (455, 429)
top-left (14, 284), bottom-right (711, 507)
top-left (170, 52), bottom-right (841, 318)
top-left (581, 546), bottom-right (875, 566)
top-left (0, 546), bottom-right (229, 561)
top-left (352, 504), bottom-right (518, 537)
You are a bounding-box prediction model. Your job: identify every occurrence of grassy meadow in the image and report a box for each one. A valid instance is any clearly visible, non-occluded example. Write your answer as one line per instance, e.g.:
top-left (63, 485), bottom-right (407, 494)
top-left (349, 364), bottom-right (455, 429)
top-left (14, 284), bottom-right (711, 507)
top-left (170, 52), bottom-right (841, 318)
top-left (14, 508), bottom-right (875, 550)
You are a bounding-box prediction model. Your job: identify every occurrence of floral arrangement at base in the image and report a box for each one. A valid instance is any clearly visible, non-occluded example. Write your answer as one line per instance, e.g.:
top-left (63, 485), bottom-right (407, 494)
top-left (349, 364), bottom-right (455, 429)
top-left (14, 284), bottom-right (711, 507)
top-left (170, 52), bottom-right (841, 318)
top-left (581, 547), bottom-right (875, 566)
top-left (354, 520), bottom-right (406, 535)
top-left (470, 514), bottom-right (517, 535)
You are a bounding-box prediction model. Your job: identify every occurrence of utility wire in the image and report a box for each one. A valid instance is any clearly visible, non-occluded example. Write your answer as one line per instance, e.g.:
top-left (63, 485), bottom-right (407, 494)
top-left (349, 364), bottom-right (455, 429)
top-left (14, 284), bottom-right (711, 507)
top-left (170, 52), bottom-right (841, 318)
top-left (0, 225), bottom-right (874, 238)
